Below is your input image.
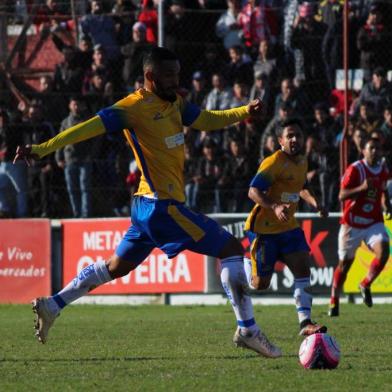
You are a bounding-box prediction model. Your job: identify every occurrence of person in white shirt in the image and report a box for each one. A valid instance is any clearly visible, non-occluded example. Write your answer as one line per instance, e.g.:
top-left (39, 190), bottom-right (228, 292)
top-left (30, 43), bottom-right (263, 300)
top-left (215, 0), bottom-right (243, 50)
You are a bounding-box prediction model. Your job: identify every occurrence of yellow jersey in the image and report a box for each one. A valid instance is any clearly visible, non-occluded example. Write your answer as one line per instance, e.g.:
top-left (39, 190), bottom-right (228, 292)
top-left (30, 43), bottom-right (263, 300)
top-left (100, 89), bottom-right (189, 201)
top-left (245, 150), bottom-right (307, 234)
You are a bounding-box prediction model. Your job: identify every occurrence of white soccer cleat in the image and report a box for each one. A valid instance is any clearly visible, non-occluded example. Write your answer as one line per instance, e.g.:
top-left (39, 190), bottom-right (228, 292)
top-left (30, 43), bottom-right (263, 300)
top-left (32, 297), bottom-right (58, 344)
top-left (233, 327), bottom-right (282, 358)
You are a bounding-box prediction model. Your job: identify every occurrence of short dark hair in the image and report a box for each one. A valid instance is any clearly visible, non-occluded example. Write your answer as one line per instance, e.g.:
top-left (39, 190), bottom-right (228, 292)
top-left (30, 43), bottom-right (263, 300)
top-left (203, 137), bottom-right (217, 149)
top-left (80, 35), bottom-right (92, 43)
top-left (69, 96), bottom-right (84, 103)
top-left (229, 45), bottom-right (243, 54)
top-left (279, 101), bottom-right (293, 111)
top-left (230, 135), bottom-right (244, 145)
top-left (373, 66), bottom-right (386, 77)
top-left (384, 105), bottom-right (392, 113)
top-left (313, 102), bottom-right (328, 113)
top-left (360, 100), bottom-right (375, 109)
top-left (91, 69), bottom-right (106, 78)
top-left (276, 118), bottom-right (303, 137)
top-left (143, 47), bottom-right (179, 71)
top-left (363, 136), bottom-right (381, 150)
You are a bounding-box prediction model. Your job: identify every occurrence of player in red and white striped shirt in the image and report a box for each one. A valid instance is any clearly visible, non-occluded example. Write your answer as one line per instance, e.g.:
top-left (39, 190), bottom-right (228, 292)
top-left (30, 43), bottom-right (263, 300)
top-left (328, 137), bottom-right (392, 316)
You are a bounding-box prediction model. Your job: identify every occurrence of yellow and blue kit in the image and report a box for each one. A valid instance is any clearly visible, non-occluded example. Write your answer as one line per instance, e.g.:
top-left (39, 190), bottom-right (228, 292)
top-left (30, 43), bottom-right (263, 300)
top-left (245, 150), bottom-right (310, 276)
top-left (31, 88), bottom-right (250, 262)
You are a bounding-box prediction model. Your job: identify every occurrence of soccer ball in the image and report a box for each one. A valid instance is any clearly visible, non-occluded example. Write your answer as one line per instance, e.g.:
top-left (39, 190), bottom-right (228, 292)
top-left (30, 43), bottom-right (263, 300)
top-left (299, 333), bottom-right (340, 369)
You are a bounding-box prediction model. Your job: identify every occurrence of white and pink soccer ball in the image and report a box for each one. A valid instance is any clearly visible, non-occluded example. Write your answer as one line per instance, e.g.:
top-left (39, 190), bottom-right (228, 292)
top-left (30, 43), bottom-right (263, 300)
top-left (299, 333), bottom-right (340, 369)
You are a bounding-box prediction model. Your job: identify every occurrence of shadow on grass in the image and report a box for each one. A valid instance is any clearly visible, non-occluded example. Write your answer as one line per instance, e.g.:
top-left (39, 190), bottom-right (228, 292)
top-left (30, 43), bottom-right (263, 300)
top-left (0, 354), bottom-right (255, 363)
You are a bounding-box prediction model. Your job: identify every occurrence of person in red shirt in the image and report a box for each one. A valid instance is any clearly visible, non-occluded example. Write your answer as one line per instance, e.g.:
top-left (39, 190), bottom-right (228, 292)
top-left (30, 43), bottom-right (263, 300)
top-left (328, 137), bottom-right (392, 316)
top-left (138, 0), bottom-right (158, 44)
top-left (237, 0), bottom-right (278, 57)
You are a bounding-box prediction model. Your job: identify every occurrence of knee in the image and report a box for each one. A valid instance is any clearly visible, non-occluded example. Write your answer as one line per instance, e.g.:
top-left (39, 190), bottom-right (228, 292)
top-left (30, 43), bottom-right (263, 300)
top-left (106, 255), bottom-right (134, 279)
top-left (381, 252), bottom-right (390, 265)
top-left (379, 243), bottom-right (390, 263)
top-left (251, 275), bottom-right (271, 291)
top-left (218, 237), bottom-right (244, 259)
top-left (339, 259), bottom-right (353, 274)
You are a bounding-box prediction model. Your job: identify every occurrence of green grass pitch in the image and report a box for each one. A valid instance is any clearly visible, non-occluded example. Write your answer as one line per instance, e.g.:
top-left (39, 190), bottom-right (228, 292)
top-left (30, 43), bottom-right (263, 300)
top-left (0, 303), bottom-right (391, 391)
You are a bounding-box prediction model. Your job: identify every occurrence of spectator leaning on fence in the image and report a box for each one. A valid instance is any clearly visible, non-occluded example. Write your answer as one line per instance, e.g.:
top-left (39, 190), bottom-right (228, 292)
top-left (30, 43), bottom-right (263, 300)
top-left (0, 109), bottom-right (27, 217)
top-left (309, 104), bottom-right (340, 212)
top-left (194, 138), bottom-right (231, 213)
top-left (55, 97), bottom-right (95, 218)
top-left (22, 101), bottom-right (56, 217)
top-left (303, 133), bottom-right (326, 210)
top-left (227, 137), bottom-right (253, 212)
top-left (184, 143), bottom-right (199, 211)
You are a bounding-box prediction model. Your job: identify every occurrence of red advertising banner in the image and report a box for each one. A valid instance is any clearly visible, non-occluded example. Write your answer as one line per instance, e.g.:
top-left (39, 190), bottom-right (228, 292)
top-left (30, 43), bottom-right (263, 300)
top-left (62, 219), bottom-right (206, 294)
top-left (0, 219), bottom-right (51, 303)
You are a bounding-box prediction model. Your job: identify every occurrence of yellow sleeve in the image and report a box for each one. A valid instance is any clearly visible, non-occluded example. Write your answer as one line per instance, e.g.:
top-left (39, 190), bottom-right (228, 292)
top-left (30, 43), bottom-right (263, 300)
top-left (250, 153), bottom-right (280, 190)
top-left (31, 116), bottom-right (106, 158)
top-left (190, 106), bottom-right (249, 132)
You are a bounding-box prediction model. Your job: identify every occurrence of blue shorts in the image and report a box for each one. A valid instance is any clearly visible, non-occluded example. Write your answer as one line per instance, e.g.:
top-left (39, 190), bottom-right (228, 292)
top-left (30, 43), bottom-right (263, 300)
top-left (116, 196), bottom-right (232, 265)
top-left (246, 228), bottom-right (310, 277)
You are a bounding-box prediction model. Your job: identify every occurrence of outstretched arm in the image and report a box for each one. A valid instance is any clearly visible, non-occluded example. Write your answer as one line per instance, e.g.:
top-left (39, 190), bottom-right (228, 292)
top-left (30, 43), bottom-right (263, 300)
top-left (14, 115), bottom-right (106, 164)
top-left (189, 99), bottom-right (263, 131)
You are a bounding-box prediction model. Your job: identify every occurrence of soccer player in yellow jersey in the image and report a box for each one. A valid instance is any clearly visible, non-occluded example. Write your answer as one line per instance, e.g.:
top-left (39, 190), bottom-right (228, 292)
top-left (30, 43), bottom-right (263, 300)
top-left (244, 118), bottom-right (329, 336)
top-left (14, 47), bottom-right (281, 358)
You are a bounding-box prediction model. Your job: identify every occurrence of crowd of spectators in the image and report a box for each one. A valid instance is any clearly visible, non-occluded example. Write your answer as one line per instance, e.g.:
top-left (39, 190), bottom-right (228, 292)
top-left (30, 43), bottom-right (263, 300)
top-left (1, 0), bottom-right (392, 218)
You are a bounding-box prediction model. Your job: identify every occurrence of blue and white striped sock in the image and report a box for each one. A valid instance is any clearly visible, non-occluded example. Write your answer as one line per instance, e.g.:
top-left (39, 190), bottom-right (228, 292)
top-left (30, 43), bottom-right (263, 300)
top-left (293, 277), bottom-right (312, 324)
top-left (220, 256), bottom-right (258, 334)
top-left (48, 260), bottom-right (112, 314)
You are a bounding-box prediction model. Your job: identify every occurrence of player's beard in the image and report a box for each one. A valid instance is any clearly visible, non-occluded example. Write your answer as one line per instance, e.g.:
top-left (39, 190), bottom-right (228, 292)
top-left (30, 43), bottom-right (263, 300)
top-left (289, 143), bottom-right (301, 156)
top-left (154, 81), bottom-right (177, 102)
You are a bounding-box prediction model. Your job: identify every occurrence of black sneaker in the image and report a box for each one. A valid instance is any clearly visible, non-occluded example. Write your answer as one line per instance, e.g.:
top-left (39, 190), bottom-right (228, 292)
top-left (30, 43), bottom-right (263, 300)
top-left (299, 319), bottom-right (328, 336)
top-left (328, 302), bottom-right (339, 317)
top-left (359, 284), bottom-right (373, 307)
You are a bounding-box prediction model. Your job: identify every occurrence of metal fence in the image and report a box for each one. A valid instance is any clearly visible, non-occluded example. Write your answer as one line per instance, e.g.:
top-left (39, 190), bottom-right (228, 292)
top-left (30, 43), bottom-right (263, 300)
top-left (1, 1), bottom-right (392, 218)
